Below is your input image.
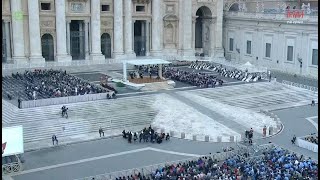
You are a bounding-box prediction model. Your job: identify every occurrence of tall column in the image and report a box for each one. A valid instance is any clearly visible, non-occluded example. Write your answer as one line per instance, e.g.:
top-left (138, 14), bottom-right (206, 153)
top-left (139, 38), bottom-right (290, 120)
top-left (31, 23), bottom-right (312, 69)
top-left (66, 20), bottom-right (71, 55)
top-left (79, 22), bottom-right (84, 59)
top-left (90, 0), bottom-right (105, 61)
top-left (11, 0), bottom-right (27, 63)
top-left (178, 0), bottom-right (184, 55)
top-left (192, 17), bottom-right (196, 50)
top-left (123, 61), bottom-right (127, 82)
top-left (84, 20), bottom-right (89, 60)
top-left (113, 0), bottom-right (124, 59)
top-left (146, 20), bottom-right (150, 56)
top-left (151, 0), bottom-right (162, 56)
top-left (182, 0), bottom-right (193, 56)
top-left (214, 0), bottom-right (224, 58)
top-left (5, 21), bottom-right (12, 60)
top-left (55, 0), bottom-right (72, 62)
top-left (28, 0), bottom-right (45, 63)
top-left (124, 0), bottom-right (135, 58)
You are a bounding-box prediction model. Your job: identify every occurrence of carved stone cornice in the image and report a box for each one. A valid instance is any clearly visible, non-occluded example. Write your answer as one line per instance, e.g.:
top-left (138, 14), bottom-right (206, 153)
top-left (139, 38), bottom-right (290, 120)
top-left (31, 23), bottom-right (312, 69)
top-left (132, 0), bottom-right (150, 4)
top-left (68, 0), bottom-right (88, 2)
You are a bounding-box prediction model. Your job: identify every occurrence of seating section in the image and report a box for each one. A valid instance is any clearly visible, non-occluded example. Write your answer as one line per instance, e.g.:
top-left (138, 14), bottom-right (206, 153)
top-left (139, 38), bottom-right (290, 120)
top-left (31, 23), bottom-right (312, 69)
top-left (164, 67), bottom-right (224, 88)
top-left (189, 62), bottom-right (264, 82)
top-left (5, 95), bottom-right (157, 143)
top-left (2, 69), bottom-right (107, 101)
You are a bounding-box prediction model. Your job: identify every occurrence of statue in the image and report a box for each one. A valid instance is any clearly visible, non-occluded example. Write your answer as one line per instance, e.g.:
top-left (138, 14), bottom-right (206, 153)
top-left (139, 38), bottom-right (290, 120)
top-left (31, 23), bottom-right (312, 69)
top-left (306, 3), bottom-right (311, 14)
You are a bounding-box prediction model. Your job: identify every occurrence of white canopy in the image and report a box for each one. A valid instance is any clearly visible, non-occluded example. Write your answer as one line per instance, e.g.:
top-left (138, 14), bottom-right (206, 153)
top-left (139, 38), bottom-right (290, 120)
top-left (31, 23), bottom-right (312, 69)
top-left (126, 59), bottom-right (171, 66)
top-left (243, 61), bottom-right (253, 67)
top-left (2, 126), bottom-right (24, 157)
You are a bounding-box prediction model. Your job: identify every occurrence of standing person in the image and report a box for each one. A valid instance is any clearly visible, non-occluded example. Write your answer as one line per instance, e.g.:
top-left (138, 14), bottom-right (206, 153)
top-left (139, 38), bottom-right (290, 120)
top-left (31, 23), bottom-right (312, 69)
top-left (133, 132), bottom-right (137, 142)
top-left (99, 127), bottom-right (104, 137)
top-left (263, 126), bottom-right (267, 137)
top-left (55, 135), bottom-right (58, 145)
top-left (52, 135), bottom-right (56, 145)
top-left (139, 132), bottom-right (143, 142)
top-left (18, 98), bottom-right (21, 109)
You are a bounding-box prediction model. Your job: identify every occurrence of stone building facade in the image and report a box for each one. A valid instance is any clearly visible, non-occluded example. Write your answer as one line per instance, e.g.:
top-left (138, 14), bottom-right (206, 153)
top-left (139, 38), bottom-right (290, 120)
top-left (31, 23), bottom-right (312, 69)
top-left (1, 0), bottom-right (318, 77)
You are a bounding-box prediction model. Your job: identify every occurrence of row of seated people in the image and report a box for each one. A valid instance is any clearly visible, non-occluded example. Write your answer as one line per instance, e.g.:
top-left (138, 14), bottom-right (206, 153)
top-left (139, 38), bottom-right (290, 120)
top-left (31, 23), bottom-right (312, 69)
top-left (122, 126), bottom-right (170, 144)
top-left (163, 67), bottom-right (224, 88)
top-left (112, 147), bottom-right (317, 180)
top-left (5, 69), bottom-right (106, 100)
top-left (189, 62), bottom-right (263, 82)
top-left (304, 135), bottom-right (318, 145)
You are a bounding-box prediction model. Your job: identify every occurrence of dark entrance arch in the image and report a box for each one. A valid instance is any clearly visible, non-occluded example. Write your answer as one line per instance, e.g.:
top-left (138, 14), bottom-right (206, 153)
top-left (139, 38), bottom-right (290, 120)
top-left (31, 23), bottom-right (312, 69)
top-left (195, 6), bottom-right (212, 56)
top-left (229, 3), bottom-right (240, 11)
top-left (101, 33), bottom-right (111, 58)
top-left (41, 34), bottom-right (54, 61)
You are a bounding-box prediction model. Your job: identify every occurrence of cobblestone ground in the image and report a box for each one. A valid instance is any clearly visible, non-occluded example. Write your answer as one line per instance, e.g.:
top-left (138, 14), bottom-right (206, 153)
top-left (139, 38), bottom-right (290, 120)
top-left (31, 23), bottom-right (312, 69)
top-left (271, 70), bottom-right (318, 87)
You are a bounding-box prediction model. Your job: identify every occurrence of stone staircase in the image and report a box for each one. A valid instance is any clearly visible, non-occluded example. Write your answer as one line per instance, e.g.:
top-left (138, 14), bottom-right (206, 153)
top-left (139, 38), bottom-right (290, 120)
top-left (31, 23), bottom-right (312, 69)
top-left (5, 95), bottom-right (157, 143)
top-left (141, 82), bottom-right (174, 91)
top-left (2, 100), bottom-right (17, 126)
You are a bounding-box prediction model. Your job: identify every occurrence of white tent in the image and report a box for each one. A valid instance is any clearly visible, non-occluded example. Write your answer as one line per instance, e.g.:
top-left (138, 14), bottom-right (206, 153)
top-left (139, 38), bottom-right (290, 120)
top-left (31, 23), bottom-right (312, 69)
top-left (2, 126), bottom-right (24, 157)
top-left (240, 61), bottom-right (266, 73)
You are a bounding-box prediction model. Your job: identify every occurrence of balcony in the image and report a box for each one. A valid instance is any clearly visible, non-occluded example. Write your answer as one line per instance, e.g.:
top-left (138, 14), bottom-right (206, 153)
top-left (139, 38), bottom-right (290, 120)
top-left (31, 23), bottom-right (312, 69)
top-left (224, 9), bottom-right (318, 24)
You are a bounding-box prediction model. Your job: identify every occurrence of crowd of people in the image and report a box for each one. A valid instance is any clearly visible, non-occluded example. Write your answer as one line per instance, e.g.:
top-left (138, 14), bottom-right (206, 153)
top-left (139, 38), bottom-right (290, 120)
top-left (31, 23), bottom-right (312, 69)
top-left (129, 65), bottom-right (161, 80)
top-left (163, 67), bottom-right (224, 88)
top-left (122, 126), bottom-right (170, 144)
top-left (3, 69), bottom-right (108, 101)
top-left (112, 147), bottom-right (318, 180)
top-left (189, 62), bottom-right (263, 82)
top-left (304, 135), bottom-right (318, 145)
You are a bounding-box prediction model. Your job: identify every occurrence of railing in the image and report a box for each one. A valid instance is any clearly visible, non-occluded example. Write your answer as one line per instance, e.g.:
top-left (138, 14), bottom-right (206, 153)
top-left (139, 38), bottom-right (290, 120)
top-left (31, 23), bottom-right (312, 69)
top-left (74, 150), bottom-right (237, 180)
top-left (282, 80), bottom-right (318, 92)
top-left (2, 162), bottom-right (22, 176)
top-left (224, 11), bottom-right (318, 23)
top-left (2, 59), bottom-right (123, 70)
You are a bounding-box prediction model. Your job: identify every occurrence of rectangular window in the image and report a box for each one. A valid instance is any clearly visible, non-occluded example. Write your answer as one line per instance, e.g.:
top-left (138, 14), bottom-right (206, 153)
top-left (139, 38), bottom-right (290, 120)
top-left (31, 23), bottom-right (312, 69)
top-left (101, 5), bottom-right (110, 12)
top-left (246, 41), bottom-right (251, 54)
top-left (136, 5), bottom-right (145, 12)
top-left (41, 3), bottom-right (51, 10)
top-left (312, 49), bottom-right (318, 65)
top-left (229, 38), bottom-right (234, 51)
top-left (265, 43), bottom-right (271, 58)
top-left (287, 46), bottom-right (293, 61)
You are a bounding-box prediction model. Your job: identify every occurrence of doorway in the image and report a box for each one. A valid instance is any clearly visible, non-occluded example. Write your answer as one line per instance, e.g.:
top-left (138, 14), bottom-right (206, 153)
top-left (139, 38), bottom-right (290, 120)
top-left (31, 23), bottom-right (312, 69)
top-left (101, 33), bottom-right (111, 58)
top-left (195, 6), bottom-right (212, 56)
top-left (134, 20), bottom-right (146, 56)
top-left (70, 20), bottom-right (85, 60)
top-left (41, 34), bottom-right (54, 61)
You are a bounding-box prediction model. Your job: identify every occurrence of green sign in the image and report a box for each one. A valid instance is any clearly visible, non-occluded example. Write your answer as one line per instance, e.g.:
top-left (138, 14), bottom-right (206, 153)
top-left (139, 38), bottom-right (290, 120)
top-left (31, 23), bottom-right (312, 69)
top-left (13, 11), bottom-right (24, 21)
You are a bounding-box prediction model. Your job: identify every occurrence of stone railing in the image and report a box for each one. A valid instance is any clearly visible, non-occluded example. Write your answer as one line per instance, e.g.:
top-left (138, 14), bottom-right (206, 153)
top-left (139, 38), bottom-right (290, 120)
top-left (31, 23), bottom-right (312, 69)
top-left (224, 11), bottom-right (318, 23)
top-left (282, 80), bottom-right (318, 92)
top-left (2, 59), bottom-right (122, 70)
top-left (154, 127), bottom-right (241, 143)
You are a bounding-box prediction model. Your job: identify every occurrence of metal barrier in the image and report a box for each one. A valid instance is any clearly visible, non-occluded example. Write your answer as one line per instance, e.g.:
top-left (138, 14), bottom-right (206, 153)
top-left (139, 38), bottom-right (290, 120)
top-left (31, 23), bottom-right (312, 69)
top-left (2, 162), bottom-right (22, 176)
top-left (74, 150), bottom-right (237, 180)
top-left (282, 80), bottom-right (318, 92)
